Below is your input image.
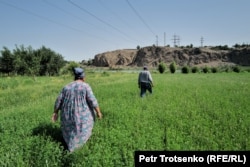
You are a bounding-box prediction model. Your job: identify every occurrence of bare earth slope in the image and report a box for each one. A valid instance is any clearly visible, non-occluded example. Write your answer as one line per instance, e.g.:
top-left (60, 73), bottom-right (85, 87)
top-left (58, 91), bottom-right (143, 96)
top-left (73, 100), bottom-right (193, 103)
top-left (93, 46), bottom-right (250, 67)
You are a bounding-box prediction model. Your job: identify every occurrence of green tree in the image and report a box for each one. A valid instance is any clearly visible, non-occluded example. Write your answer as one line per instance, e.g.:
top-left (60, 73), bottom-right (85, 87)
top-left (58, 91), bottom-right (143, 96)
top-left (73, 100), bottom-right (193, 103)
top-left (12, 45), bottom-right (40, 76)
top-left (158, 62), bottom-right (166, 74)
top-left (0, 47), bottom-right (15, 75)
top-left (60, 61), bottom-right (80, 75)
top-left (202, 66), bottom-right (209, 73)
top-left (36, 46), bottom-right (65, 76)
top-left (1, 45), bottom-right (66, 76)
top-left (169, 61), bottom-right (176, 73)
top-left (191, 66), bottom-right (199, 73)
top-left (181, 66), bottom-right (189, 74)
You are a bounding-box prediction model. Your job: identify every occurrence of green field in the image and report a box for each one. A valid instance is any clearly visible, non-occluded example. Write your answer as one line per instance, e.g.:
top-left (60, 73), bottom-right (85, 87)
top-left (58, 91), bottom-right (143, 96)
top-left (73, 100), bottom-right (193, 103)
top-left (0, 71), bottom-right (249, 166)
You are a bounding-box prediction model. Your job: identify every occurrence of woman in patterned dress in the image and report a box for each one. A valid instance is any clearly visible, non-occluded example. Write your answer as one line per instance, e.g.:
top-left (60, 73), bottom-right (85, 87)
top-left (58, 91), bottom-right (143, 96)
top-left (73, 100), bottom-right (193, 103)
top-left (51, 67), bottom-right (102, 152)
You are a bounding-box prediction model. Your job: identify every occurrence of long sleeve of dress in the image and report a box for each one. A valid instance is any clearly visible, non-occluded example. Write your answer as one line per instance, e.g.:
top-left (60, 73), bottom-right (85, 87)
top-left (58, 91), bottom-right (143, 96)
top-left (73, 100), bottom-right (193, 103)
top-left (54, 89), bottom-right (64, 111)
top-left (86, 84), bottom-right (99, 108)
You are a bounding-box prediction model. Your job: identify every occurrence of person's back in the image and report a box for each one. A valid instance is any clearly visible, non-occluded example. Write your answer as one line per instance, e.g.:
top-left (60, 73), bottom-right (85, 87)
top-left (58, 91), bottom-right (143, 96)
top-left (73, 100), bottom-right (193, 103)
top-left (138, 70), bottom-right (152, 83)
top-left (61, 81), bottom-right (93, 116)
top-left (52, 67), bottom-right (102, 152)
top-left (138, 66), bottom-right (153, 97)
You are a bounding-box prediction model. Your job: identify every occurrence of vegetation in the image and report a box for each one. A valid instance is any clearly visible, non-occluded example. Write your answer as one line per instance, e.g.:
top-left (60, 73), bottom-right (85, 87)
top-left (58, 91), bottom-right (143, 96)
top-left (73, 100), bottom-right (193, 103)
top-left (232, 66), bottom-right (241, 73)
top-left (1, 72), bottom-right (249, 166)
top-left (158, 62), bottom-right (166, 74)
top-left (181, 66), bottom-right (189, 74)
top-left (191, 66), bottom-right (199, 73)
top-left (60, 61), bottom-right (82, 75)
top-left (0, 45), bottom-right (66, 76)
top-left (169, 61), bottom-right (176, 74)
top-left (202, 66), bottom-right (209, 73)
top-left (211, 67), bottom-right (218, 73)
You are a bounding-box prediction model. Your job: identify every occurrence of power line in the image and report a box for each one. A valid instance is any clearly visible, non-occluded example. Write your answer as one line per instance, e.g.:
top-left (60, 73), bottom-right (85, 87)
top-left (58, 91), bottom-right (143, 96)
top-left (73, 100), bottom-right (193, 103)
top-left (43, 0), bottom-right (99, 28)
top-left (97, 0), bottom-right (129, 26)
top-left (67, 0), bottom-right (139, 42)
top-left (125, 0), bottom-right (155, 36)
top-left (0, 0), bottom-right (111, 42)
top-left (0, 1), bottom-right (82, 32)
top-left (97, 0), bottom-right (141, 38)
top-left (43, 0), bottom-right (118, 40)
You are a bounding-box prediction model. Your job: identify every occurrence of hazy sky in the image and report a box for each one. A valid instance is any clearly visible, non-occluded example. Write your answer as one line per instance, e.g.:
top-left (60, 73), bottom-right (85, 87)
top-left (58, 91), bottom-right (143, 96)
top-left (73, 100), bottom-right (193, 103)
top-left (0, 0), bottom-right (249, 62)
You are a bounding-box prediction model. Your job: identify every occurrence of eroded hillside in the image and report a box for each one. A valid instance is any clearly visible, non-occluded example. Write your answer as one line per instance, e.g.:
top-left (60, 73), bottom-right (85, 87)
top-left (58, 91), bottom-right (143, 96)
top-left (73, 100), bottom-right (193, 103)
top-left (93, 46), bottom-right (250, 67)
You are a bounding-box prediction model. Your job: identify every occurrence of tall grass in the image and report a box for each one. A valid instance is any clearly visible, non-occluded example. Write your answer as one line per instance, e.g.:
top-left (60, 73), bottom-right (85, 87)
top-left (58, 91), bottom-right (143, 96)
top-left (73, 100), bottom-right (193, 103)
top-left (0, 72), bottom-right (249, 166)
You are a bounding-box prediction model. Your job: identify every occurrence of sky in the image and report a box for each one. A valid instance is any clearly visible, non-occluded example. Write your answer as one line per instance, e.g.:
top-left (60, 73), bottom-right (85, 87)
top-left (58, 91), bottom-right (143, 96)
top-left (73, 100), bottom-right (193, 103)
top-left (0, 0), bottom-right (249, 62)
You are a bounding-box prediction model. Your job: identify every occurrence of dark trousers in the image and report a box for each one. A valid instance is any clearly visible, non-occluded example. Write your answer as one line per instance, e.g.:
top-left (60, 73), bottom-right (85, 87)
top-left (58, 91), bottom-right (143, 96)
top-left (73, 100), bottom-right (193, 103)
top-left (140, 82), bottom-right (152, 97)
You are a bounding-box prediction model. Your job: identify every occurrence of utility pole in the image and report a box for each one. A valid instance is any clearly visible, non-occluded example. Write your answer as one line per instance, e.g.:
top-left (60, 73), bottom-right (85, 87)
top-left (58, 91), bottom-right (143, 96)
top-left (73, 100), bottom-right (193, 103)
top-left (156, 35), bottom-right (158, 46)
top-left (200, 36), bottom-right (204, 47)
top-left (164, 32), bottom-right (166, 46)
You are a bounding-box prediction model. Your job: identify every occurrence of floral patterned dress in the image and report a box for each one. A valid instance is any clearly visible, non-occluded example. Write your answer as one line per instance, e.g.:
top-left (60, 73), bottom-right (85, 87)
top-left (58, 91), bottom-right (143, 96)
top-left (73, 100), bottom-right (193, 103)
top-left (54, 81), bottom-right (98, 152)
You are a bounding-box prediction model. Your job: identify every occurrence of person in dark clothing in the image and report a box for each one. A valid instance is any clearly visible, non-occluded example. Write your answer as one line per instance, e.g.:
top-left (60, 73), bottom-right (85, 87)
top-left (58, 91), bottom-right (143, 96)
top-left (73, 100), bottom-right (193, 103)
top-left (138, 66), bottom-right (153, 97)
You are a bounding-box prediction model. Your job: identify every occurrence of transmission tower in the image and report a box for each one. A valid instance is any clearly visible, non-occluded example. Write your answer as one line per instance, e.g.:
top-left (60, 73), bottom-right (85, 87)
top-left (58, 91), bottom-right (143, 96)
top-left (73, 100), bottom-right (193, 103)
top-left (172, 34), bottom-right (180, 47)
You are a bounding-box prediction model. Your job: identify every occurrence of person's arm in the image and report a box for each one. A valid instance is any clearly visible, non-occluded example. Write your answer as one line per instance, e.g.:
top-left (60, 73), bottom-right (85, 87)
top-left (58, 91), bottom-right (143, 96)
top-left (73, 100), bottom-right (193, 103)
top-left (86, 84), bottom-right (102, 119)
top-left (94, 106), bottom-right (102, 119)
top-left (51, 89), bottom-right (64, 122)
top-left (51, 108), bottom-right (59, 122)
top-left (138, 72), bottom-right (141, 88)
top-left (148, 72), bottom-right (153, 86)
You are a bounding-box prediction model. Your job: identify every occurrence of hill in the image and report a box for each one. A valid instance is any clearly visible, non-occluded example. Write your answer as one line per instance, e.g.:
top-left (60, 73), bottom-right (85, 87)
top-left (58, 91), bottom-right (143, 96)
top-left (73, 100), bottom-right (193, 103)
top-left (92, 46), bottom-right (250, 67)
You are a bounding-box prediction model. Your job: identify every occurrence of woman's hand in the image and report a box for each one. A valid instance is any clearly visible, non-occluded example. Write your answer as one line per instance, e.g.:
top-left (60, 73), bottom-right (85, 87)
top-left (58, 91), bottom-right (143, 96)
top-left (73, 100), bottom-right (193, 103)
top-left (97, 112), bottom-right (102, 119)
top-left (51, 113), bottom-right (58, 122)
top-left (95, 107), bottom-right (102, 119)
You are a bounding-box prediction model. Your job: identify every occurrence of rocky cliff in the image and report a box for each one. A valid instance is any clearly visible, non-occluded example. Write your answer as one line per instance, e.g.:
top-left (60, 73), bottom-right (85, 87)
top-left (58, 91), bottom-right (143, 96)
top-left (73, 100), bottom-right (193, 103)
top-left (93, 46), bottom-right (250, 67)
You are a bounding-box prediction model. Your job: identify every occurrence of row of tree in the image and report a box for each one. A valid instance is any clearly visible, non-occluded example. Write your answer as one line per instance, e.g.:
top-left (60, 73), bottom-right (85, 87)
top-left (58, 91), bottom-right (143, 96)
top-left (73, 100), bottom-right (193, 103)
top-left (0, 45), bottom-right (66, 76)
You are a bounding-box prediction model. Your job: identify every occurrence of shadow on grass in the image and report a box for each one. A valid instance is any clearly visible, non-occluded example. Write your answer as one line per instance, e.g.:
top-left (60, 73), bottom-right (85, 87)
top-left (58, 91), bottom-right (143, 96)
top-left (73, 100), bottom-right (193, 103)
top-left (32, 123), bottom-right (77, 166)
top-left (32, 123), bottom-right (68, 151)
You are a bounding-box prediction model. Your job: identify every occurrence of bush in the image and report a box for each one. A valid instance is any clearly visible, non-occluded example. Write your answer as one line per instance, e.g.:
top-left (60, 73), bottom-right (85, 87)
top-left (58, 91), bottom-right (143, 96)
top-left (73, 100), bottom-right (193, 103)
top-left (232, 66), bottom-right (241, 73)
top-left (246, 68), bottom-right (250, 73)
top-left (202, 66), bottom-right (209, 73)
top-left (169, 61), bottom-right (176, 73)
top-left (158, 62), bottom-right (166, 74)
top-left (193, 48), bottom-right (202, 54)
top-left (211, 67), bottom-right (218, 73)
top-left (224, 66), bottom-right (231, 73)
top-left (191, 66), bottom-right (199, 73)
top-left (181, 66), bottom-right (189, 74)
top-left (60, 61), bottom-right (81, 75)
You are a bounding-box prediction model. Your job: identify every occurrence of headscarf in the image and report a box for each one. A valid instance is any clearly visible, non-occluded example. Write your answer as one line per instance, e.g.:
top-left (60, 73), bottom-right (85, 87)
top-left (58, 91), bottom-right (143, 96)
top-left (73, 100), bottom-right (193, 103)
top-left (73, 67), bottom-right (85, 79)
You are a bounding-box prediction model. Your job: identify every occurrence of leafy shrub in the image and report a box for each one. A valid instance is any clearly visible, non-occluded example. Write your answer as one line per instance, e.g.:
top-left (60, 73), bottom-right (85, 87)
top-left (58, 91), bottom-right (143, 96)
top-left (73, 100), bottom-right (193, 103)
top-left (246, 68), bottom-right (250, 73)
top-left (101, 71), bottom-right (110, 77)
top-left (158, 62), bottom-right (166, 74)
top-left (60, 61), bottom-right (81, 75)
top-left (232, 66), bottom-right (241, 73)
top-left (193, 48), bottom-right (201, 54)
top-left (191, 66), bottom-right (199, 73)
top-left (211, 67), bottom-right (218, 73)
top-left (169, 61), bottom-right (176, 73)
top-left (225, 66), bottom-right (231, 73)
top-left (202, 66), bottom-right (209, 73)
top-left (181, 66), bottom-right (189, 74)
